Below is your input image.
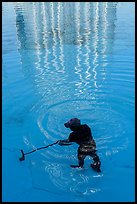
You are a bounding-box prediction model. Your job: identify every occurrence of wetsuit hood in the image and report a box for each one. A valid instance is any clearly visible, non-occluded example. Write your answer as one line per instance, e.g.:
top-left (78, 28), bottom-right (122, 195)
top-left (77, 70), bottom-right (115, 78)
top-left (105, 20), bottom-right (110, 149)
top-left (64, 118), bottom-right (81, 128)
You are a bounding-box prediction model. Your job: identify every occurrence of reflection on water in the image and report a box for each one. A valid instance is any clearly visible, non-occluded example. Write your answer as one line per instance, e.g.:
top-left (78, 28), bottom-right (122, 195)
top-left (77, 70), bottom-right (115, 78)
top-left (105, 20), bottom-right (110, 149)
top-left (14, 2), bottom-right (117, 48)
top-left (14, 2), bottom-right (117, 104)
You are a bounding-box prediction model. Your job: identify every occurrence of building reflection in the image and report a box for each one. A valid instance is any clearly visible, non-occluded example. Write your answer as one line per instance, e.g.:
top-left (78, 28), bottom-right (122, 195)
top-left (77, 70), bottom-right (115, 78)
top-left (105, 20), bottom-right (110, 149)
top-left (14, 2), bottom-right (117, 100)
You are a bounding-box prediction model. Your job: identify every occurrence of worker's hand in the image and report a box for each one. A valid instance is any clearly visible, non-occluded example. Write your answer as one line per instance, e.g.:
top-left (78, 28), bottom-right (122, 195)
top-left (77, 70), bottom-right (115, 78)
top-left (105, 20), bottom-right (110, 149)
top-left (58, 140), bottom-right (64, 146)
top-left (58, 140), bottom-right (72, 146)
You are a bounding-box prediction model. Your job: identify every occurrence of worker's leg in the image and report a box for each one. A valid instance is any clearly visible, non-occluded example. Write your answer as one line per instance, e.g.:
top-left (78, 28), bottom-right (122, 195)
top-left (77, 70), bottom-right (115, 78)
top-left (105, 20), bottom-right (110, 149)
top-left (70, 147), bottom-right (86, 168)
top-left (90, 150), bottom-right (101, 172)
top-left (78, 153), bottom-right (86, 167)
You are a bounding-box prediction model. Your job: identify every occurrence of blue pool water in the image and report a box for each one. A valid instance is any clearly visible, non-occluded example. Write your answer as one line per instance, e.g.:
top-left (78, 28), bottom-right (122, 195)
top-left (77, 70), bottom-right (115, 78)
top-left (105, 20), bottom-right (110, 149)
top-left (2, 2), bottom-right (135, 202)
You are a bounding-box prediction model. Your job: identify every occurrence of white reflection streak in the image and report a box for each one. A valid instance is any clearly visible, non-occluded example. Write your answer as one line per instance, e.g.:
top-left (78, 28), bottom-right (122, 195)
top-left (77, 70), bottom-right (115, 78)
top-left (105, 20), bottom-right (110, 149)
top-left (57, 2), bottom-right (65, 73)
top-left (101, 2), bottom-right (108, 80)
top-left (41, 3), bottom-right (50, 73)
top-left (50, 2), bottom-right (58, 71)
top-left (74, 2), bottom-right (83, 96)
top-left (32, 3), bottom-right (42, 75)
top-left (13, 6), bottom-right (20, 50)
top-left (92, 3), bottom-right (99, 89)
top-left (13, 5), bottom-right (21, 54)
top-left (102, 3), bottom-right (107, 59)
top-left (84, 3), bottom-right (91, 83)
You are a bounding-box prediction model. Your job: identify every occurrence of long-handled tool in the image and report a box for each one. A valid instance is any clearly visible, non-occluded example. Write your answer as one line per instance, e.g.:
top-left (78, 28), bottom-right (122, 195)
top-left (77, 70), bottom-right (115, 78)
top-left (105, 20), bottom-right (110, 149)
top-left (19, 140), bottom-right (59, 161)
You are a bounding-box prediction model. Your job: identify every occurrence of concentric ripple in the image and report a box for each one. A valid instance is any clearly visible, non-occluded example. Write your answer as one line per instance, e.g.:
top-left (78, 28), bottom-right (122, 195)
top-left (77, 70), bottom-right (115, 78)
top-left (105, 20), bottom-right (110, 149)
top-left (33, 98), bottom-right (130, 194)
top-left (37, 99), bottom-right (129, 158)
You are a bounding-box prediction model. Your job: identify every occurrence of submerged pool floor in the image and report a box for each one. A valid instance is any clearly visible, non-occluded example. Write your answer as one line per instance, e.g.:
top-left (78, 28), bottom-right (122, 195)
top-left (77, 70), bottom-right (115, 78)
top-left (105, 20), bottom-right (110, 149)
top-left (2, 2), bottom-right (135, 202)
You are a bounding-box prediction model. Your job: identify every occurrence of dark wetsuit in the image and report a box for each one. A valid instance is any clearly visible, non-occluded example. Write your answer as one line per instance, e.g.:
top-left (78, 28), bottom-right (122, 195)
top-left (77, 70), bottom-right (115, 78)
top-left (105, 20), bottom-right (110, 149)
top-left (68, 124), bottom-right (100, 167)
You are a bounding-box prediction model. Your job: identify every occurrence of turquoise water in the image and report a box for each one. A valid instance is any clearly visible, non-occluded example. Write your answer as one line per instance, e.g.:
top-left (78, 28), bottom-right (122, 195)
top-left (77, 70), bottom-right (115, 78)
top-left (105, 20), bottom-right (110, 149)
top-left (2, 2), bottom-right (135, 202)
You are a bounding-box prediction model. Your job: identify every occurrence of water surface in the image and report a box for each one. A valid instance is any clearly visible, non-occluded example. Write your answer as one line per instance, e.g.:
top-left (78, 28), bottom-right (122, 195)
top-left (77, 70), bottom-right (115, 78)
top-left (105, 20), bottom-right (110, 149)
top-left (2, 2), bottom-right (135, 202)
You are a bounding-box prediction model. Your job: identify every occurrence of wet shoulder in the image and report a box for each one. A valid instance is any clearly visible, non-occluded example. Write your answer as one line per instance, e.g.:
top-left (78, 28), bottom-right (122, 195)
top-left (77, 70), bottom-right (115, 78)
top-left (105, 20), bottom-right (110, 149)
top-left (81, 124), bottom-right (90, 129)
top-left (81, 124), bottom-right (91, 131)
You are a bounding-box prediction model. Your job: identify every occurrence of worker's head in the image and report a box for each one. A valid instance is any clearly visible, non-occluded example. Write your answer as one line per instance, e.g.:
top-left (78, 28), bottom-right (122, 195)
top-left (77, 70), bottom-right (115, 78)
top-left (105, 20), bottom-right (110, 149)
top-left (64, 118), bottom-right (81, 130)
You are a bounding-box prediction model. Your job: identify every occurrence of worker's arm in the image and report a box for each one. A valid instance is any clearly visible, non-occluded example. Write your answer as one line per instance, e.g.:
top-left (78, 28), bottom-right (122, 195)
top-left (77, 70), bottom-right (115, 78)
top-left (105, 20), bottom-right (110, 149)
top-left (58, 139), bottom-right (72, 146)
